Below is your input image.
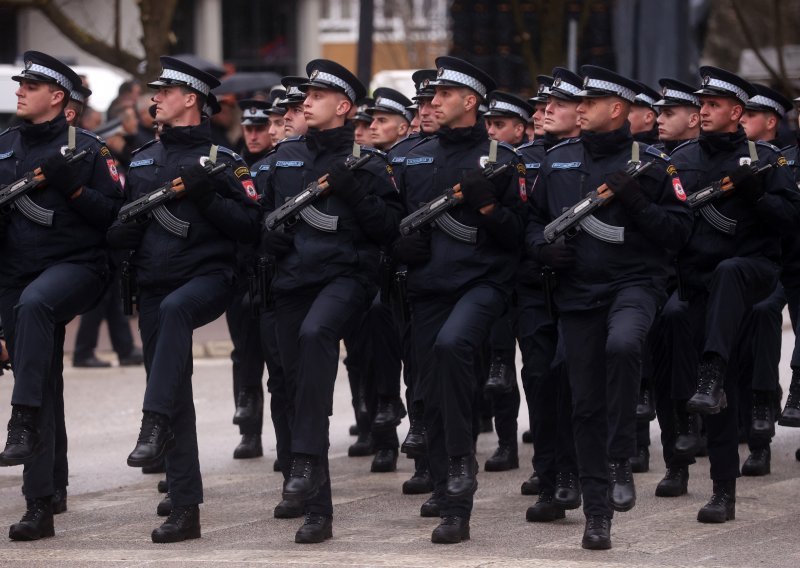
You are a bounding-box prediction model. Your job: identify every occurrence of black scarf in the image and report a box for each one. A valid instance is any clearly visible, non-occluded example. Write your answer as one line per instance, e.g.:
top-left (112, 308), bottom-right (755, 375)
top-left (437, 122), bottom-right (486, 147)
top-left (305, 123), bottom-right (354, 154)
top-left (20, 114), bottom-right (66, 146)
top-left (160, 120), bottom-right (213, 148)
top-left (581, 122), bottom-right (632, 159)
top-left (698, 126), bottom-right (746, 156)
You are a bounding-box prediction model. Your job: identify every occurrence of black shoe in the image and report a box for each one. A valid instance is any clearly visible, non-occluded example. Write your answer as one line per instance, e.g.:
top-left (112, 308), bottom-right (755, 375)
top-left (420, 495), bottom-right (440, 517)
top-left (520, 470), bottom-right (541, 496)
top-left (295, 513), bottom-right (333, 543)
top-left (73, 356), bottom-right (111, 368)
top-left (796, 447), bottom-right (800, 462)
top-left (697, 479), bottom-right (735, 523)
top-left (273, 458), bottom-right (282, 472)
top-left (655, 466), bottom-right (689, 497)
top-left (741, 447), bottom-right (771, 476)
top-left (629, 446), bottom-right (649, 473)
top-left (348, 424), bottom-right (359, 436)
top-left (157, 494), bottom-right (172, 517)
top-left (118, 347), bottom-right (144, 366)
top-left (446, 454), bottom-right (478, 498)
top-left (484, 445), bottom-right (519, 472)
top-left (370, 449), bottom-right (398, 472)
top-left (157, 479), bottom-right (168, 494)
top-left (274, 499), bottom-right (304, 519)
top-left (372, 397), bottom-right (406, 432)
top-left (554, 471), bottom-right (581, 510)
top-left (695, 433), bottom-right (709, 457)
top-left (607, 459), bottom-right (636, 512)
top-left (522, 429), bottom-right (532, 444)
top-left (750, 390), bottom-right (775, 442)
top-left (484, 358), bottom-right (515, 394)
top-left (283, 454), bottom-right (325, 502)
top-left (0, 405), bottom-right (41, 466)
top-left (127, 412), bottom-right (174, 468)
top-left (9, 498), bottom-right (55, 541)
top-left (636, 388), bottom-right (656, 421)
top-left (674, 409), bottom-right (701, 458)
top-left (233, 434), bottom-right (263, 459)
top-left (581, 515), bottom-right (612, 550)
top-left (687, 358), bottom-right (727, 415)
top-left (402, 465), bottom-right (433, 495)
top-left (479, 416), bottom-right (493, 433)
top-left (401, 419), bottom-right (426, 458)
top-left (232, 388), bottom-right (263, 426)
top-left (347, 432), bottom-right (375, 457)
top-left (431, 515), bottom-right (470, 544)
top-left (141, 460), bottom-right (166, 474)
top-left (526, 492), bottom-right (566, 522)
top-left (51, 487), bottom-right (67, 515)
top-left (151, 504), bottom-right (201, 543)
top-left (779, 369), bottom-right (800, 427)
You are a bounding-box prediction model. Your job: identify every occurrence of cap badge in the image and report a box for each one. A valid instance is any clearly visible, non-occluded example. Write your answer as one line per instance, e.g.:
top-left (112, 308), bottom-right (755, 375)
top-left (310, 69), bottom-right (320, 80)
top-left (375, 97), bottom-right (383, 106)
top-left (489, 99), bottom-right (497, 108)
top-left (437, 67), bottom-right (445, 77)
top-left (553, 77), bottom-right (562, 87)
top-left (702, 75), bottom-right (711, 86)
top-left (24, 60), bottom-right (32, 71)
top-left (422, 78), bottom-right (430, 88)
top-left (583, 76), bottom-right (590, 88)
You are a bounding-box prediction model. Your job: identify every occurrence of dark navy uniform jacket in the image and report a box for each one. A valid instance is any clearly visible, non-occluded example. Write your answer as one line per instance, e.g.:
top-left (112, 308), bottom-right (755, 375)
top-left (398, 123), bottom-right (526, 298)
top-left (109, 120), bottom-right (261, 289)
top-left (780, 143), bottom-right (800, 289)
top-left (528, 126), bottom-right (694, 312)
top-left (386, 132), bottom-right (426, 180)
top-left (0, 114), bottom-right (123, 287)
top-left (261, 124), bottom-right (402, 293)
top-left (670, 128), bottom-right (800, 290)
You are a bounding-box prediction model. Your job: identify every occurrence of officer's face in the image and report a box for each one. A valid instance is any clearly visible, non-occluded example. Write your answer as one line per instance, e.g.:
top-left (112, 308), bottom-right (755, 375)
top-left (628, 106), bottom-right (655, 135)
top-left (370, 112), bottom-right (409, 149)
top-left (544, 98), bottom-right (581, 138)
top-left (740, 109), bottom-right (776, 143)
top-left (283, 104), bottom-right (307, 137)
top-left (15, 79), bottom-right (64, 123)
top-left (268, 115), bottom-right (285, 145)
top-left (151, 86), bottom-right (194, 126)
top-left (485, 117), bottom-right (524, 145)
top-left (303, 87), bottom-right (350, 130)
top-left (657, 106), bottom-right (700, 141)
top-left (409, 111), bottom-right (421, 134)
top-left (532, 102), bottom-right (547, 137)
top-left (243, 124), bottom-right (271, 154)
top-left (417, 98), bottom-right (438, 133)
top-left (431, 86), bottom-right (476, 128)
top-left (699, 96), bottom-right (743, 133)
top-left (576, 97), bottom-right (617, 132)
top-left (353, 121), bottom-right (371, 145)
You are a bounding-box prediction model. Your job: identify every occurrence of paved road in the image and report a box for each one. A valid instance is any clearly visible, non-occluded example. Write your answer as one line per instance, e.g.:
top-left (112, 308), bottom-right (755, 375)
top-left (0, 325), bottom-right (798, 567)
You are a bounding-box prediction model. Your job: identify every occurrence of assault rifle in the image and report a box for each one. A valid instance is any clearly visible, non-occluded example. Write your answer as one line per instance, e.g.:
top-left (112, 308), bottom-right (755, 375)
top-left (543, 161), bottom-right (653, 243)
top-left (686, 163), bottom-right (772, 209)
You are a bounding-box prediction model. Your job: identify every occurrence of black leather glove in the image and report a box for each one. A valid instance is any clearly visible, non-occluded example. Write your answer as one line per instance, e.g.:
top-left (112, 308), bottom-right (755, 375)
top-left (606, 169), bottom-right (648, 212)
top-left (537, 240), bottom-right (576, 270)
top-left (517, 258), bottom-right (544, 286)
top-left (261, 229), bottom-right (294, 258)
top-left (392, 232), bottom-right (431, 266)
top-left (460, 169), bottom-right (497, 211)
top-left (730, 164), bottom-right (764, 202)
top-left (107, 221), bottom-right (146, 250)
top-left (327, 162), bottom-right (367, 205)
top-left (181, 164), bottom-right (217, 210)
top-left (41, 153), bottom-right (83, 197)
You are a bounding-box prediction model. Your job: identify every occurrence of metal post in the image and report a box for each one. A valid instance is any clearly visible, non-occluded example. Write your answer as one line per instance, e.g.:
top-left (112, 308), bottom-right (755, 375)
top-left (357, 0), bottom-right (374, 88)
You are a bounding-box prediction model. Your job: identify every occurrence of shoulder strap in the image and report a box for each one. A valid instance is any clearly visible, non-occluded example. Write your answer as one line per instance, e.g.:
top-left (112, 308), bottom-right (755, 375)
top-left (748, 140), bottom-right (758, 162)
top-left (209, 144), bottom-right (219, 164)
top-left (631, 141), bottom-right (640, 165)
top-left (67, 126), bottom-right (76, 152)
top-left (488, 138), bottom-right (498, 164)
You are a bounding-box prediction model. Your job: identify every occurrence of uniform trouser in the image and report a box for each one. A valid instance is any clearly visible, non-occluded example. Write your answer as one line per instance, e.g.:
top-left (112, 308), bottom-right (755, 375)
top-left (73, 273), bottom-right (135, 361)
top-left (343, 314), bottom-right (374, 438)
top-left (411, 285), bottom-right (506, 518)
top-left (226, 283), bottom-right (265, 436)
top-left (366, 294), bottom-right (402, 451)
top-left (487, 311), bottom-right (520, 448)
top-left (139, 273), bottom-right (233, 507)
top-left (560, 285), bottom-right (660, 518)
top-left (635, 333), bottom-right (657, 450)
top-left (785, 284), bottom-right (800, 368)
top-left (0, 263), bottom-right (106, 500)
top-left (261, 307), bottom-right (289, 474)
top-left (275, 277), bottom-right (371, 517)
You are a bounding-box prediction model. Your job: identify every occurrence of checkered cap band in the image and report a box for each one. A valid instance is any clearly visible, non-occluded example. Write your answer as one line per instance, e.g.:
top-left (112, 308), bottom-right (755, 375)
top-left (703, 77), bottom-right (749, 103)
top-left (285, 86), bottom-right (303, 99)
top-left (537, 84), bottom-right (552, 96)
top-left (584, 78), bottom-right (636, 102)
top-left (243, 107), bottom-right (269, 120)
top-left (553, 80), bottom-right (581, 96)
top-left (161, 68), bottom-right (210, 96)
top-left (70, 90), bottom-right (85, 104)
top-left (635, 93), bottom-right (657, 107)
top-left (436, 68), bottom-right (487, 98)
top-left (748, 94), bottom-right (785, 117)
top-left (309, 70), bottom-right (356, 102)
top-left (488, 99), bottom-right (531, 122)
top-left (27, 63), bottom-right (73, 92)
top-left (374, 97), bottom-right (413, 122)
top-left (662, 88), bottom-right (699, 106)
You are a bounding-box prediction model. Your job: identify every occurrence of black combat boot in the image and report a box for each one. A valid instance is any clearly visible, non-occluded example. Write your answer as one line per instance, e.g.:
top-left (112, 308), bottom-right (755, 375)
top-left (372, 397), bottom-right (406, 432)
top-left (607, 459), bottom-right (636, 512)
top-left (274, 499), bottom-right (304, 519)
top-left (581, 515), bottom-right (612, 550)
top-left (655, 466), bottom-right (689, 497)
top-left (629, 445), bottom-right (649, 473)
top-left (687, 357), bottom-right (727, 414)
top-left (636, 387), bottom-right (656, 421)
top-left (233, 434), bottom-right (263, 459)
top-left (127, 411), bottom-right (174, 468)
top-left (554, 471), bottom-right (581, 509)
top-left (520, 470), bottom-right (541, 495)
top-left (400, 414), bottom-right (426, 457)
top-left (232, 388), bottom-right (263, 426)
top-left (141, 459), bottom-right (166, 474)
top-left (370, 448), bottom-right (398, 472)
top-left (741, 446), bottom-right (770, 476)
top-left (674, 407), bottom-right (701, 458)
top-left (484, 358), bottom-right (515, 394)
top-left (347, 432), bottom-right (375, 457)
top-left (0, 405), bottom-right (41, 466)
top-left (419, 495), bottom-right (441, 517)
top-left (151, 504), bottom-right (201, 543)
top-left (51, 487), bottom-right (67, 515)
top-left (402, 459), bottom-right (433, 494)
top-left (157, 493), bottom-right (172, 517)
top-left (446, 454), bottom-right (478, 498)
top-left (526, 491), bottom-right (566, 522)
top-left (273, 458), bottom-right (282, 472)
top-left (522, 429), bottom-right (532, 443)
top-left (484, 444), bottom-right (519, 472)
top-left (9, 498), bottom-right (54, 541)
top-left (295, 513), bottom-right (333, 543)
top-left (697, 479), bottom-right (735, 523)
top-left (282, 454), bottom-right (325, 502)
top-left (431, 515), bottom-right (470, 544)
top-left (750, 390), bottom-right (775, 441)
top-left (157, 479), bottom-right (168, 493)
top-left (779, 368), bottom-right (800, 427)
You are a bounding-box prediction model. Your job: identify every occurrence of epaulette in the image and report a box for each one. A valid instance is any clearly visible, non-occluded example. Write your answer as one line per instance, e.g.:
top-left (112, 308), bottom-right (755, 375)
top-left (216, 145), bottom-right (245, 163)
top-left (670, 138), bottom-right (698, 154)
top-left (387, 133), bottom-right (421, 153)
top-left (756, 140), bottom-right (780, 153)
top-left (76, 127), bottom-right (104, 144)
top-left (495, 140), bottom-right (520, 156)
top-left (643, 144), bottom-right (670, 162)
top-left (130, 138), bottom-right (159, 155)
top-left (780, 144), bottom-right (798, 154)
top-left (273, 135), bottom-right (305, 150)
top-left (409, 135), bottom-right (437, 152)
top-left (0, 125), bottom-right (20, 138)
top-left (359, 145), bottom-right (387, 158)
top-left (517, 139), bottom-right (537, 152)
top-left (545, 137), bottom-right (580, 154)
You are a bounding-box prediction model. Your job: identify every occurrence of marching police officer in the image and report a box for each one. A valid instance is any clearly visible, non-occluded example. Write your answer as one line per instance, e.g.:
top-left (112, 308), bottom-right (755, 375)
top-left (629, 82), bottom-right (661, 145)
top-left (109, 56), bottom-right (261, 543)
top-left (0, 51), bottom-right (123, 540)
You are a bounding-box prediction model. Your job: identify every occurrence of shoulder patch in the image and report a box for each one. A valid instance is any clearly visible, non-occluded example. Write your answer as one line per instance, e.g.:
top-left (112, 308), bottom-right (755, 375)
top-left (234, 166), bottom-right (249, 179)
top-left (0, 150), bottom-right (14, 160)
top-left (406, 157), bottom-right (434, 166)
top-left (551, 161), bottom-right (581, 169)
top-left (130, 139), bottom-right (158, 155)
top-left (129, 158), bottom-right (154, 168)
top-left (99, 146), bottom-right (112, 158)
top-left (777, 156), bottom-right (789, 167)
